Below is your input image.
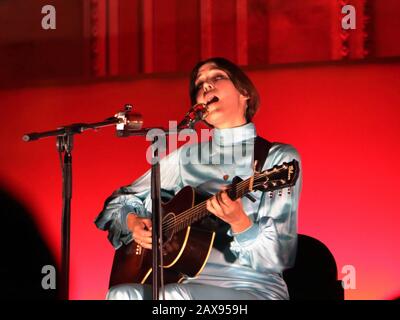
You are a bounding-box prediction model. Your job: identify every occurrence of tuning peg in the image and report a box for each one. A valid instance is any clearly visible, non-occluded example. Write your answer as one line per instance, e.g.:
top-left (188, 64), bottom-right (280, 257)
top-left (278, 190), bottom-right (282, 197)
top-left (287, 188), bottom-right (291, 195)
top-left (269, 192), bottom-right (273, 198)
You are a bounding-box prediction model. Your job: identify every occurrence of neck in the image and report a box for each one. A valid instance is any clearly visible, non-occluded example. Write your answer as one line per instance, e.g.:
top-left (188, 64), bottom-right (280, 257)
top-left (214, 117), bottom-right (247, 129)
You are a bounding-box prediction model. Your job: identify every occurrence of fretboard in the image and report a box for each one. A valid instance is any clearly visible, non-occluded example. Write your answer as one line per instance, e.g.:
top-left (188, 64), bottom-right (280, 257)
top-left (162, 175), bottom-right (255, 233)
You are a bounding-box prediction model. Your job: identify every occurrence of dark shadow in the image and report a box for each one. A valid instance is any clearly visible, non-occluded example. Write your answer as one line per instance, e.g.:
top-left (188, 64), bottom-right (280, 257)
top-left (0, 186), bottom-right (59, 299)
top-left (283, 234), bottom-right (344, 300)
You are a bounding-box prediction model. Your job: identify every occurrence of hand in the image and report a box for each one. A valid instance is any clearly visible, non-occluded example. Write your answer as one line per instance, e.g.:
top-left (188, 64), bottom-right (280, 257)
top-left (127, 214), bottom-right (152, 249)
top-left (206, 190), bottom-right (252, 233)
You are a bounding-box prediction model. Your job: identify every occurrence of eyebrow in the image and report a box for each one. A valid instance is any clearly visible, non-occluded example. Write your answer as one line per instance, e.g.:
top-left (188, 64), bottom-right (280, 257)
top-left (195, 66), bottom-right (223, 82)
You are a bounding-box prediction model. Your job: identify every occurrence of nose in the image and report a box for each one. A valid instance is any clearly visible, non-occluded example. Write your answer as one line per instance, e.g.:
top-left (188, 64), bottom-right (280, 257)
top-left (203, 80), bottom-right (214, 94)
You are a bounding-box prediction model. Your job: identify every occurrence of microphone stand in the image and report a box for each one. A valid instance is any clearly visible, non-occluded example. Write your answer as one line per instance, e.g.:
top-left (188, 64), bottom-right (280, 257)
top-left (23, 102), bottom-right (204, 301)
top-left (22, 105), bottom-right (137, 300)
top-left (119, 129), bottom-right (165, 300)
top-left (117, 107), bottom-right (204, 300)
top-left (117, 128), bottom-right (190, 300)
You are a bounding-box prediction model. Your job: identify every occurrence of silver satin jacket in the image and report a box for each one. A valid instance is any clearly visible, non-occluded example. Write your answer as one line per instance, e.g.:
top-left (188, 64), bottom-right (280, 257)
top-left (95, 122), bottom-right (302, 299)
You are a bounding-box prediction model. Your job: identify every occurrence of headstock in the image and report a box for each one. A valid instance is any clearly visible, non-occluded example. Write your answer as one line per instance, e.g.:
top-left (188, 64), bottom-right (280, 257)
top-left (253, 159), bottom-right (300, 192)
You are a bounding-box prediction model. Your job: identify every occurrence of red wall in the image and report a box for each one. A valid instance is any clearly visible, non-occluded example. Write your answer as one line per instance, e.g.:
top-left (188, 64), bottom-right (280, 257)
top-left (2, 0), bottom-right (400, 88)
top-left (0, 0), bottom-right (86, 83)
top-left (0, 61), bottom-right (399, 300)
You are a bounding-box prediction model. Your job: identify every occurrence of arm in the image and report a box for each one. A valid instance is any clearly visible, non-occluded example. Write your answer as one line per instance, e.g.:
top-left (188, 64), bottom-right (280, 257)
top-left (228, 144), bottom-right (302, 273)
top-left (94, 148), bottom-right (183, 249)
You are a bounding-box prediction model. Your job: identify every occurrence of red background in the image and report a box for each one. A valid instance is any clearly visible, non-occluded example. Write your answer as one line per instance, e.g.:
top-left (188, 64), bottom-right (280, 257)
top-left (0, 0), bottom-right (399, 300)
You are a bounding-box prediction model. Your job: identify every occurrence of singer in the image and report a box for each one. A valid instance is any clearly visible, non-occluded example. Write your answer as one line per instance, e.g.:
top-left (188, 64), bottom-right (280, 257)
top-left (95, 57), bottom-right (302, 300)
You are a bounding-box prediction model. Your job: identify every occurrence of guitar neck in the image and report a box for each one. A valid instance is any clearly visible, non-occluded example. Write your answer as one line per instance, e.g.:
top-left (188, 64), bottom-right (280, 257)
top-left (162, 159), bottom-right (299, 234)
top-left (168, 177), bottom-right (253, 233)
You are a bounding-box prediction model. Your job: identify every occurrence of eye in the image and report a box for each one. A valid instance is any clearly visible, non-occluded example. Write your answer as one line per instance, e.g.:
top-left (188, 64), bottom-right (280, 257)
top-left (194, 73), bottom-right (229, 94)
top-left (213, 75), bottom-right (227, 81)
top-left (195, 81), bottom-right (204, 92)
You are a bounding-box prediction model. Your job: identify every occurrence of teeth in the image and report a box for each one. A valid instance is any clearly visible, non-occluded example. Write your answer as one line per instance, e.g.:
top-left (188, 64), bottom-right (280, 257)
top-left (206, 96), bottom-right (219, 105)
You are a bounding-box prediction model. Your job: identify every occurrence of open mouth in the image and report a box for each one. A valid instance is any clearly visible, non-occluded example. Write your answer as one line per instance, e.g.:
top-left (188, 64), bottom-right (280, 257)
top-left (206, 96), bottom-right (219, 106)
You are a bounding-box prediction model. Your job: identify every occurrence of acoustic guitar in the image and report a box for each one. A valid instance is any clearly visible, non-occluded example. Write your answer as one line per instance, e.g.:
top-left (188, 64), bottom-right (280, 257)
top-left (109, 159), bottom-right (299, 287)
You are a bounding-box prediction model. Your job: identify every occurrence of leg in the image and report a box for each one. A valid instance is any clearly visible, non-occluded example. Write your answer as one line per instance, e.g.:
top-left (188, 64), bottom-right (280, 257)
top-left (106, 283), bottom-right (152, 300)
top-left (162, 283), bottom-right (265, 300)
top-left (106, 283), bottom-right (270, 300)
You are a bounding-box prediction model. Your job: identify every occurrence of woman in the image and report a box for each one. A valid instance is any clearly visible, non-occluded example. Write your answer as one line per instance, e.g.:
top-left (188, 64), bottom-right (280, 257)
top-left (95, 57), bottom-right (302, 300)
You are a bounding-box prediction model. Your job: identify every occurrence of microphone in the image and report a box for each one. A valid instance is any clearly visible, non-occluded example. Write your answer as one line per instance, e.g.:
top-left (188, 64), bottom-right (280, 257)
top-left (178, 96), bottom-right (218, 129)
top-left (114, 105), bottom-right (143, 131)
top-left (124, 113), bottom-right (143, 130)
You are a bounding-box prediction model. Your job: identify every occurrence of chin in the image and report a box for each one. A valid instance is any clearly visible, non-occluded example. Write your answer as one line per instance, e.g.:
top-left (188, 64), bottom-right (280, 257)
top-left (204, 114), bottom-right (222, 127)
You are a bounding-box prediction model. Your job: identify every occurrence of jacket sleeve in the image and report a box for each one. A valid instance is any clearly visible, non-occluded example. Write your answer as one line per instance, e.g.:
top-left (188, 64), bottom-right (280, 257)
top-left (229, 143), bottom-right (302, 273)
top-left (94, 148), bottom-right (184, 249)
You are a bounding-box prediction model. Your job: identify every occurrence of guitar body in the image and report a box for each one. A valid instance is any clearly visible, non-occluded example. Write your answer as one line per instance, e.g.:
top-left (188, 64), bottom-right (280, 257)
top-left (109, 186), bottom-right (216, 288)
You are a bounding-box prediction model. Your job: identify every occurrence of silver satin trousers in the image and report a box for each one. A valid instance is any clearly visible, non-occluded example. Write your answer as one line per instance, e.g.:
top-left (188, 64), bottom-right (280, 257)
top-left (106, 283), bottom-right (279, 300)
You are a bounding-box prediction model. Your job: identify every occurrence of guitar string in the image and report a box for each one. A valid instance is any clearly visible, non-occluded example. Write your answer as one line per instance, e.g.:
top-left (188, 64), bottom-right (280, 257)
top-left (161, 178), bottom-right (251, 232)
top-left (161, 170), bottom-right (271, 230)
top-left (161, 170), bottom-right (281, 232)
top-left (162, 171), bottom-right (276, 232)
top-left (162, 178), bottom-right (245, 228)
top-left (162, 166), bottom-right (292, 232)
top-left (162, 181), bottom-right (249, 233)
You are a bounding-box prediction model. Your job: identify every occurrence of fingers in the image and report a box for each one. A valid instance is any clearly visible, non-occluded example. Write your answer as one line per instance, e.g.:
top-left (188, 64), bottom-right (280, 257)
top-left (206, 197), bottom-right (217, 215)
top-left (207, 191), bottom-right (229, 218)
top-left (220, 191), bottom-right (231, 207)
top-left (142, 218), bottom-right (152, 231)
top-left (134, 221), bottom-right (152, 248)
top-left (127, 215), bottom-right (153, 249)
top-left (136, 238), bottom-right (152, 250)
top-left (206, 190), bottom-right (246, 226)
top-left (215, 191), bottom-right (226, 207)
top-left (215, 190), bottom-right (232, 209)
top-left (134, 232), bottom-right (152, 249)
top-left (135, 230), bottom-right (152, 241)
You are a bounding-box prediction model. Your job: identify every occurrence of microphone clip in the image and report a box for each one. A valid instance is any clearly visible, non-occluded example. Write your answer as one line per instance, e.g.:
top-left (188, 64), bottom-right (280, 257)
top-left (114, 104), bottom-right (133, 130)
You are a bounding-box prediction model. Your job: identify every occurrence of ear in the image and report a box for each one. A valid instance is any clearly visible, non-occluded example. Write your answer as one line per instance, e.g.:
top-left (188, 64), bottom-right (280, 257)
top-left (240, 92), bottom-right (250, 103)
top-left (239, 88), bottom-right (250, 101)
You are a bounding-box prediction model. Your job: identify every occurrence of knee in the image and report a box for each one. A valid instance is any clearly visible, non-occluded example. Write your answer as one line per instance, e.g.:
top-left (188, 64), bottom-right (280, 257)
top-left (162, 283), bottom-right (192, 300)
top-left (106, 284), bottom-right (145, 300)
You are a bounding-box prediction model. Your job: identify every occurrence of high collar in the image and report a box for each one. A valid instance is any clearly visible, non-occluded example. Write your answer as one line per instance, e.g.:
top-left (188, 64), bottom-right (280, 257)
top-left (212, 122), bottom-right (257, 146)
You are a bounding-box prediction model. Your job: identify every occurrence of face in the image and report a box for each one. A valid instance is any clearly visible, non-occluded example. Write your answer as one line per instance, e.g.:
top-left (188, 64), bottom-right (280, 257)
top-left (194, 62), bottom-right (248, 129)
